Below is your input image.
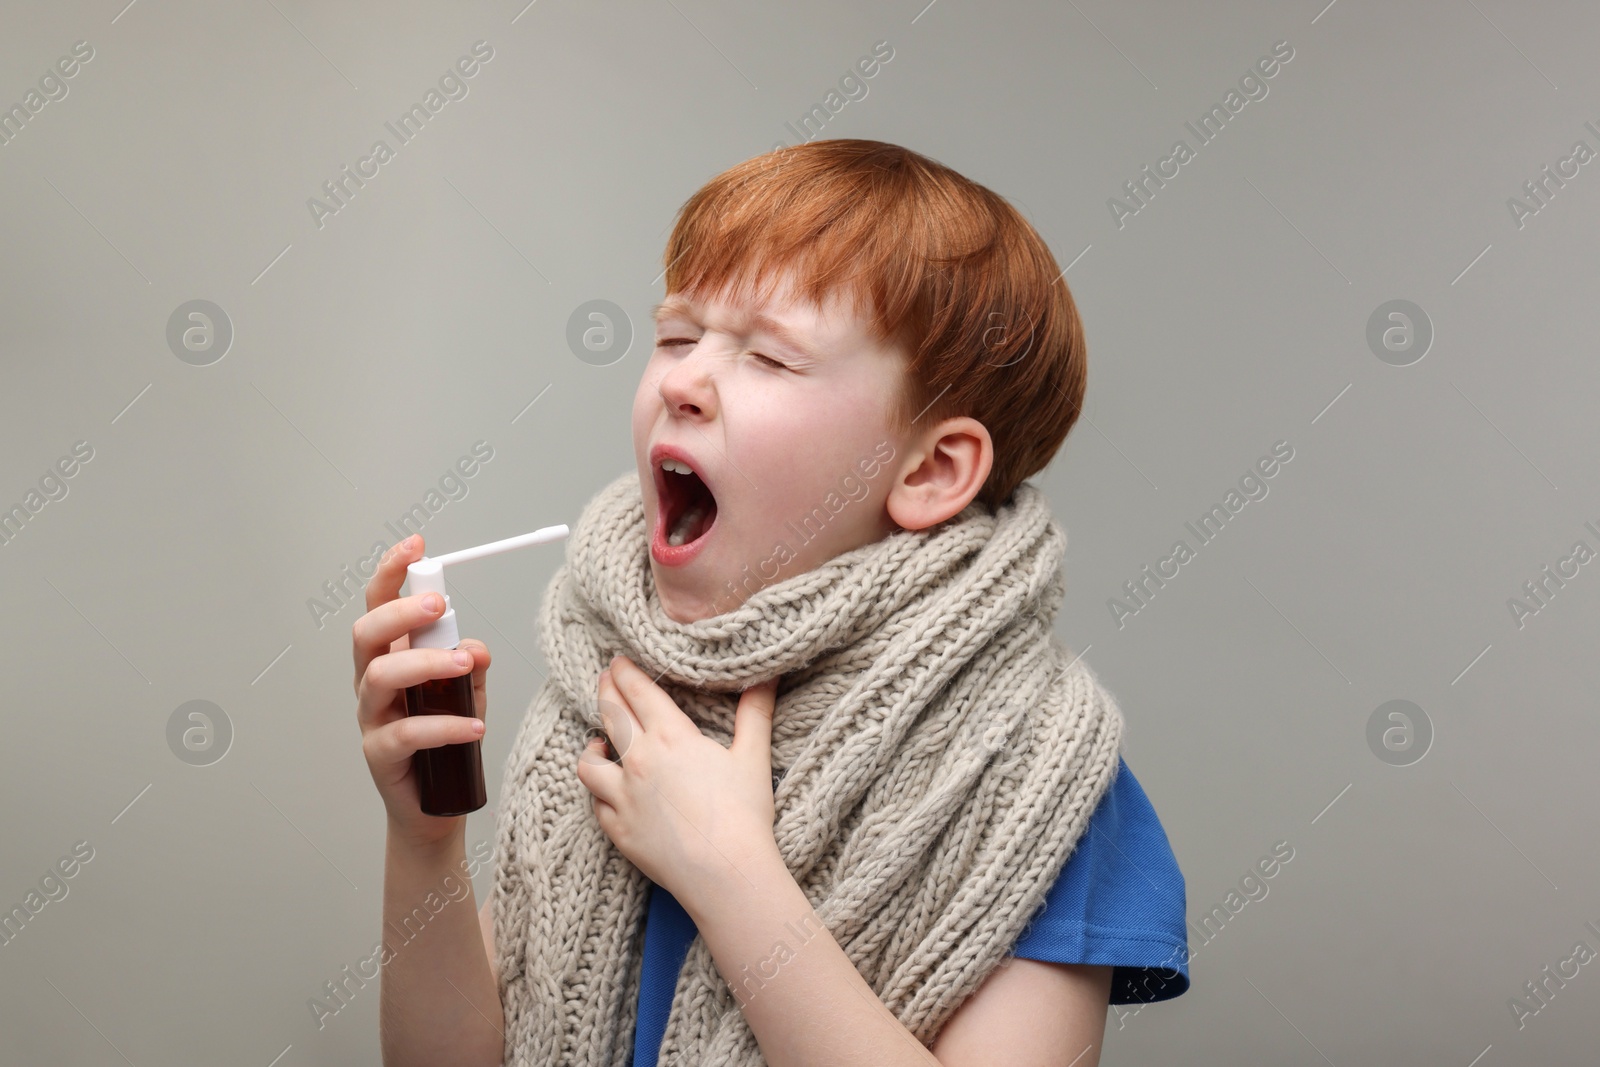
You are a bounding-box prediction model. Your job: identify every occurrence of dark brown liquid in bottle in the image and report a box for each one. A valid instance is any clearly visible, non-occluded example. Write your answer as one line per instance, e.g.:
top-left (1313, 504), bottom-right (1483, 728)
top-left (404, 672), bottom-right (486, 816)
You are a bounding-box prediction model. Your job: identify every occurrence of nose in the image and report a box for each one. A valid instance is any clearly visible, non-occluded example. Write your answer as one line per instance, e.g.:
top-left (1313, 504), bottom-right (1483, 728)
top-left (656, 345), bottom-right (717, 420)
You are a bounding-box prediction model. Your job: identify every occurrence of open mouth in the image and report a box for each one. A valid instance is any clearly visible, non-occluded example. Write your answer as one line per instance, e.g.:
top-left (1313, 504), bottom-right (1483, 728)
top-left (657, 457), bottom-right (718, 552)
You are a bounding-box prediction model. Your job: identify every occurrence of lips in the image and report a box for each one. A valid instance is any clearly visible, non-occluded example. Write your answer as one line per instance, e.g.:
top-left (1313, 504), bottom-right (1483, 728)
top-left (649, 443), bottom-right (719, 566)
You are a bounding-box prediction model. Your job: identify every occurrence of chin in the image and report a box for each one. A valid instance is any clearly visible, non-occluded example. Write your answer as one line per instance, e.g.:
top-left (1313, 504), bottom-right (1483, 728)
top-left (651, 574), bottom-right (719, 623)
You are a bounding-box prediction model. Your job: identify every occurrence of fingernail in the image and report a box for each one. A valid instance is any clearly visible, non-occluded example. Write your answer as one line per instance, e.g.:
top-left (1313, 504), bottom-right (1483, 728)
top-left (422, 594), bottom-right (442, 613)
top-left (471, 718), bottom-right (484, 734)
top-left (453, 650), bottom-right (472, 667)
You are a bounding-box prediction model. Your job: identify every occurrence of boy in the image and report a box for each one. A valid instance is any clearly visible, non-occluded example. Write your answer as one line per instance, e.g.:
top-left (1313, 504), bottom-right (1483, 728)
top-left (353, 139), bottom-right (1188, 1066)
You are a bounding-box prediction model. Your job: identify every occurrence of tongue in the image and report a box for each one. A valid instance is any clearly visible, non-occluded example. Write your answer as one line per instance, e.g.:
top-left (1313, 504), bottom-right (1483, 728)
top-left (665, 468), bottom-right (718, 547)
top-left (668, 501), bottom-right (712, 546)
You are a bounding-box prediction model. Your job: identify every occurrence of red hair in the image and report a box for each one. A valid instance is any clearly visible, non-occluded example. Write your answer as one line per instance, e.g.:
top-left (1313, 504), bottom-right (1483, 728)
top-left (660, 138), bottom-right (1086, 511)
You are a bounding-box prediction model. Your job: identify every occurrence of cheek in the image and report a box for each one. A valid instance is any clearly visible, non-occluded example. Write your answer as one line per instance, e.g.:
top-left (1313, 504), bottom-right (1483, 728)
top-left (631, 371), bottom-right (661, 432)
top-left (734, 392), bottom-right (822, 465)
top-left (745, 399), bottom-right (883, 491)
top-left (793, 389), bottom-right (888, 456)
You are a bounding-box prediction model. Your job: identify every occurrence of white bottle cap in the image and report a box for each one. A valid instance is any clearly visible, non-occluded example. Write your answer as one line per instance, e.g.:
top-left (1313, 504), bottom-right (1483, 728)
top-left (405, 558), bottom-right (460, 650)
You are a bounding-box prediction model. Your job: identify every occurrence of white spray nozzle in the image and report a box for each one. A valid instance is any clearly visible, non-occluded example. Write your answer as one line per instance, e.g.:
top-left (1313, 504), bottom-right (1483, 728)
top-left (430, 524), bottom-right (571, 568)
top-left (404, 523), bottom-right (569, 649)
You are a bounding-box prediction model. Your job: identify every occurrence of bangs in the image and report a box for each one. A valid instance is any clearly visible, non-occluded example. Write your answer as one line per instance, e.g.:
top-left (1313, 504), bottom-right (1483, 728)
top-left (659, 141), bottom-right (955, 358)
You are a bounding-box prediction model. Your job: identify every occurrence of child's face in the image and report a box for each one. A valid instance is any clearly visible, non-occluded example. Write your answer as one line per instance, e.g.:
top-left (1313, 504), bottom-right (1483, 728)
top-left (632, 269), bottom-right (909, 622)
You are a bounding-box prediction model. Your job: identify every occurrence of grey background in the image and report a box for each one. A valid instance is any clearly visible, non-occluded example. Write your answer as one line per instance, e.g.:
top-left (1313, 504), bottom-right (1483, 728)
top-left (2, 0), bottom-right (1596, 1064)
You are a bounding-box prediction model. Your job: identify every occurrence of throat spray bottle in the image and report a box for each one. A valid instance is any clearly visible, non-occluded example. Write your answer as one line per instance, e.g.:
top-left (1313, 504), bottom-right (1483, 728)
top-left (404, 524), bottom-right (569, 816)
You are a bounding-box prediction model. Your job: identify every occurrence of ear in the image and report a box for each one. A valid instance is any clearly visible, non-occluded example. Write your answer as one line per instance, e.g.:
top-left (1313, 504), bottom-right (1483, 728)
top-left (886, 416), bottom-right (994, 531)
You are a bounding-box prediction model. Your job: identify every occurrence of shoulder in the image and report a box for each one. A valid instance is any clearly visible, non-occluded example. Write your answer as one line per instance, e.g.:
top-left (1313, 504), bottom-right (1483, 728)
top-left (1013, 756), bottom-right (1191, 1004)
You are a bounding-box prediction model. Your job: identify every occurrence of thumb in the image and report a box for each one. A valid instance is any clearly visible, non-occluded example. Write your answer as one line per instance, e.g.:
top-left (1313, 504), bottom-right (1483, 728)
top-left (731, 677), bottom-right (779, 764)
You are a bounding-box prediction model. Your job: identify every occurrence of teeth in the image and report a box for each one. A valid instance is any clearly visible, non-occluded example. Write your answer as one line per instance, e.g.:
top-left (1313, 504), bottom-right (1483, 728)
top-left (660, 458), bottom-right (693, 475)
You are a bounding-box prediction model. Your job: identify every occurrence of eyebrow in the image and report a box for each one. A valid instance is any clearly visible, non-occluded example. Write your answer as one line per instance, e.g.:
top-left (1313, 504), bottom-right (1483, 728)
top-left (651, 297), bottom-right (821, 363)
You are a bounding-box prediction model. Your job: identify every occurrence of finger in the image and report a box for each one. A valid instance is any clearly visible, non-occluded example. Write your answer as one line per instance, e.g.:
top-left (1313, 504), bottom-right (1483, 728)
top-left (731, 677), bottom-right (779, 762)
top-left (364, 712), bottom-right (485, 774)
top-left (589, 790), bottom-right (619, 838)
top-left (457, 638), bottom-right (491, 721)
top-left (605, 655), bottom-right (681, 733)
top-left (578, 724), bottom-right (624, 767)
top-left (575, 736), bottom-right (623, 801)
top-left (352, 589), bottom-right (447, 694)
top-left (357, 646), bottom-right (476, 733)
top-left (596, 667), bottom-right (641, 760)
top-left (353, 529), bottom-right (428, 686)
top-left (364, 534), bottom-right (425, 613)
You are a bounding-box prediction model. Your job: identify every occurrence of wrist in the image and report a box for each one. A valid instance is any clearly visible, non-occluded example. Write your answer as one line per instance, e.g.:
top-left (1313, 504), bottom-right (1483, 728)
top-left (386, 815), bottom-right (466, 860)
top-left (678, 839), bottom-right (791, 924)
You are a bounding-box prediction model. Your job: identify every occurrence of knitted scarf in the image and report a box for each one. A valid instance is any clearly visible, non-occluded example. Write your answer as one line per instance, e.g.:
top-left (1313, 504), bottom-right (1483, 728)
top-left (491, 468), bottom-right (1125, 1067)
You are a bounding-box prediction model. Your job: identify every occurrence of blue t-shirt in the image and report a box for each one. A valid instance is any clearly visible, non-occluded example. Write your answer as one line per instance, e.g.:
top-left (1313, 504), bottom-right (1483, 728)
top-left (631, 756), bottom-right (1189, 1065)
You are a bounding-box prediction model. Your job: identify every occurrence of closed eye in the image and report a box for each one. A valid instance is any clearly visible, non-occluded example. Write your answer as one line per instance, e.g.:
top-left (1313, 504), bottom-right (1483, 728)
top-left (656, 338), bottom-right (786, 370)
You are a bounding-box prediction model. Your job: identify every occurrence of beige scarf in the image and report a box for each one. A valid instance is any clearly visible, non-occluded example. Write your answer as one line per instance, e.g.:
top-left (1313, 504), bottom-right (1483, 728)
top-left (491, 469), bottom-right (1124, 1066)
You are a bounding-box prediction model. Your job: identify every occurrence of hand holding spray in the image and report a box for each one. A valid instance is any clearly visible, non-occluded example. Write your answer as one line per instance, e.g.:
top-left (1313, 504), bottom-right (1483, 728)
top-left (404, 524), bottom-right (568, 816)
